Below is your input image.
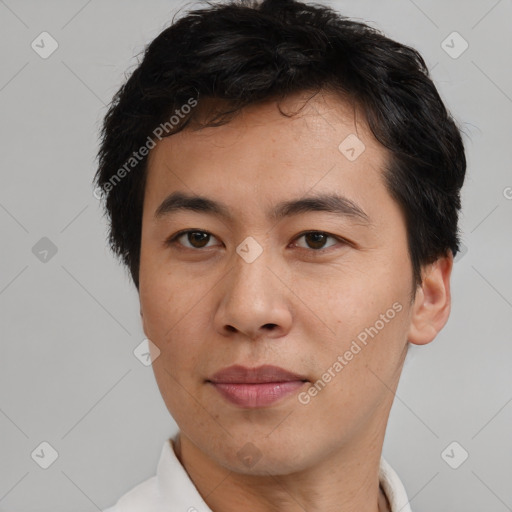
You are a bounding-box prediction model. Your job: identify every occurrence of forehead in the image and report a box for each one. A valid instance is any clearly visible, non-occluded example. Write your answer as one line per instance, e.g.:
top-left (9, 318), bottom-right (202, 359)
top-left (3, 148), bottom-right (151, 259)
top-left (143, 89), bottom-right (391, 223)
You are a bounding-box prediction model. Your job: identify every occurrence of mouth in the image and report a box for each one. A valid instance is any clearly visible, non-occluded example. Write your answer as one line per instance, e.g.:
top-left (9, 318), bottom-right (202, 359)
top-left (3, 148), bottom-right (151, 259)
top-left (206, 364), bottom-right (309, 408)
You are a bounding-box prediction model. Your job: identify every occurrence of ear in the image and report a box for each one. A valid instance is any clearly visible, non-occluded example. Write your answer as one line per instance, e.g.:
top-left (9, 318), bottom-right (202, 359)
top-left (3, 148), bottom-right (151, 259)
top-left (140, 305), bottom-right (147, 336)
top-left (407, 252), bottom-right (453, 345)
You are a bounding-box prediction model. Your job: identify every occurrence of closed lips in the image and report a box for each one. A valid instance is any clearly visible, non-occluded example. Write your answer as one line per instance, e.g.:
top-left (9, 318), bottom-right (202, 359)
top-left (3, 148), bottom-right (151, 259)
top-left (207, 364), bottom-right (309, 384)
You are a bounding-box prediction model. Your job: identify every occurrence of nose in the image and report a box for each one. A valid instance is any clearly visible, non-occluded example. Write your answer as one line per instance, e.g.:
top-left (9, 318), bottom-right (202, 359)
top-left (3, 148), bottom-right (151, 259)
top-left (213, 243), bottom-right (293, 341)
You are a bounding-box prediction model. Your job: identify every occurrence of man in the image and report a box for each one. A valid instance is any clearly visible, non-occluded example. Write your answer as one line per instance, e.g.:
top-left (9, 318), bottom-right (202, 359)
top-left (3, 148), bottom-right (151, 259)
top-left (95, 0), bottom-right (466, 510)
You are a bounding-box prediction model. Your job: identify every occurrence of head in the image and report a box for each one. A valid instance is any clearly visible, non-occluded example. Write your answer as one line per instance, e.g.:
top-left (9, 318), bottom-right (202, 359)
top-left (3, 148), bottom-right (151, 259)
top-left (95, 0), bottom-right (465, 474)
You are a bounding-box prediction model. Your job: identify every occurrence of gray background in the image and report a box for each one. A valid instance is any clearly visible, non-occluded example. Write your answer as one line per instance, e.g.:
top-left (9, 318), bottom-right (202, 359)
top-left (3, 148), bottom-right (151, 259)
top-left (0, 0), bottom-right (511, 510)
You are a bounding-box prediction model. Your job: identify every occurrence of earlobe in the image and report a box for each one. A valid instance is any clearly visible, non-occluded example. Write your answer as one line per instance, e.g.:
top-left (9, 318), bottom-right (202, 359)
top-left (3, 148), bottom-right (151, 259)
top-left (407, 253), bottom-right (453, 346)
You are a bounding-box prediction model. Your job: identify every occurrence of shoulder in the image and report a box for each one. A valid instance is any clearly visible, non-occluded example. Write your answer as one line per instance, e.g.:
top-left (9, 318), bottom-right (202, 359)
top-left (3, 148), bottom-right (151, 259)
top-left (101, 475), bottom-right (159, 512)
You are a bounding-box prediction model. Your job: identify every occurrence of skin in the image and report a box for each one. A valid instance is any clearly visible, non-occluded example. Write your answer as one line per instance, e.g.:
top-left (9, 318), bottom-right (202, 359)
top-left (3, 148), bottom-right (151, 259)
top-left (139, 89), bottom-right (453, 512)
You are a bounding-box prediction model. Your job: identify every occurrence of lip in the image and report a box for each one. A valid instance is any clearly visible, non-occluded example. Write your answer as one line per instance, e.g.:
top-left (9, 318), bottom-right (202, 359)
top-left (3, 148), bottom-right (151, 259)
top-left (208, 364), bottom-right (308, 384)
top-left (207, 365), bottom-right (309, 408)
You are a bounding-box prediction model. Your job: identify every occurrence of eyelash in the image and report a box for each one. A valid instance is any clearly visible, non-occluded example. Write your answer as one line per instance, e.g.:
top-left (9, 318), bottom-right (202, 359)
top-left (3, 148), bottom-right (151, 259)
top-left (165, 229), bottom-right (349, 253)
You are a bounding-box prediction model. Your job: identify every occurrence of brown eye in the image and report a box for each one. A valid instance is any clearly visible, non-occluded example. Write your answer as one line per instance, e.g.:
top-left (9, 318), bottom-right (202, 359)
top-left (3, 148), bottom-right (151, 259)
top-left (166, 230), bottom-right (218, 249)
top-left (294, 231), bottom-right (341, 251)
top-left (181, 231), bottom-right (213, 248)
top-left (305, 232), bottom-right (328, 249)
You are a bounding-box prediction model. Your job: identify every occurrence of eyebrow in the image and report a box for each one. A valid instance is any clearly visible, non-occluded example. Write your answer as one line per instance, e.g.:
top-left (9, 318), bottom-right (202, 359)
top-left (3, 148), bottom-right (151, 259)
top-left (154, 191), bottom-right (372, 226)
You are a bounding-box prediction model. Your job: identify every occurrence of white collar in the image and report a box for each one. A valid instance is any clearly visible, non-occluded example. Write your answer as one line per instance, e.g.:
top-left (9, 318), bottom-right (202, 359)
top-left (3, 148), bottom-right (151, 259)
top-left (106, 434), bottom-right (412, 512)
top-left (378, 455), bottom-right (413, 512)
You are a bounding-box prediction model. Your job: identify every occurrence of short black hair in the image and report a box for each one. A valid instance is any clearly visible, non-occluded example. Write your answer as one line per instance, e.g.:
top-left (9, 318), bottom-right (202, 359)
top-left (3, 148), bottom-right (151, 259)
top-left (94, 0), bottom-right (466, 297)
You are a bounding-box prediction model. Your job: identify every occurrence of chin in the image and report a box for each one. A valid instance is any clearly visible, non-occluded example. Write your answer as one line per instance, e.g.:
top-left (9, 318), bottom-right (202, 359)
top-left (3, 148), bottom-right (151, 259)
top-left (223, 454), bottom-right (309, 476)
top-left (211, 436), bottom-right (312, 476)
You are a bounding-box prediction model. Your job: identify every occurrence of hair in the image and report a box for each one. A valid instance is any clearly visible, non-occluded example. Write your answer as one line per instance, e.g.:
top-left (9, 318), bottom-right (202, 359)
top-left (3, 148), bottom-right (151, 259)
top-left (94, 0), bottom-right (466, 299)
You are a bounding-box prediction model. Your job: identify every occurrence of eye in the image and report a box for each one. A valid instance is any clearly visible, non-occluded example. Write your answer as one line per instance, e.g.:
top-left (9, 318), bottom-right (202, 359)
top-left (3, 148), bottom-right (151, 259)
top-left (292, 231), bottom-right (344, 251)
top-left (166, 229), bottom-right (219, 249)
top-left (165, 229), bottom-right (347, 252)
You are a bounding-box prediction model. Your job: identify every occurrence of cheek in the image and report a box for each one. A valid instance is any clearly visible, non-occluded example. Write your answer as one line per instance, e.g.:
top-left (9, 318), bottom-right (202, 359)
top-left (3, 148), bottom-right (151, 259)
top-left (139, 282), bottom-right (171, 343)
top-left (151, 355), bottom-right (206, 436)
top-left (140, 277), bottom-right (208, 374)
top-left (301, 259), bottom-right (410, 361)
top-left (139, 261), bottom-right (193, 341)
top-left (294, 267), bottom-right (380, 331)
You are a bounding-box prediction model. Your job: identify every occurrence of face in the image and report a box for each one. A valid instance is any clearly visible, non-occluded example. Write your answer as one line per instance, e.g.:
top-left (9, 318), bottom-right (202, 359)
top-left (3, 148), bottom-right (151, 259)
top-left (139, 90), bottom-right (418, 475)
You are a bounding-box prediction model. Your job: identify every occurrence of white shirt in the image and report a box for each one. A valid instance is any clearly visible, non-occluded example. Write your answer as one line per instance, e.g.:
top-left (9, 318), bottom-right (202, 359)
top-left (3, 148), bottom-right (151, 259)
top-left (103, 434), bottom-right (412, 512)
